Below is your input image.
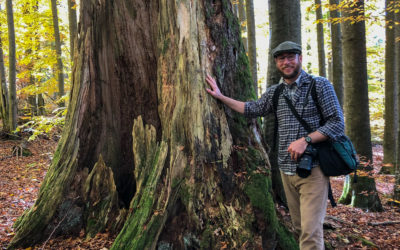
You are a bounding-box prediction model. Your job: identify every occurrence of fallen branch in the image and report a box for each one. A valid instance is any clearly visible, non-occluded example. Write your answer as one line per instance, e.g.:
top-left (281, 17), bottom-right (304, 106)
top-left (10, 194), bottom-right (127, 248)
top-left (367, 221), bottom-right (400, 226)
top-left (325, 215), bottom-right (352, 225)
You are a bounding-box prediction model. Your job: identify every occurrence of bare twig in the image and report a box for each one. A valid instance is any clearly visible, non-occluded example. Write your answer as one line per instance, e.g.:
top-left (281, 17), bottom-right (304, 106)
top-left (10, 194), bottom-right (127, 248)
top-left (325, 215), bottom-right (353, 225)
top-left (368, 221), bottom-right (400, 226)
top-left (40, 212), bottom-right (69, 250)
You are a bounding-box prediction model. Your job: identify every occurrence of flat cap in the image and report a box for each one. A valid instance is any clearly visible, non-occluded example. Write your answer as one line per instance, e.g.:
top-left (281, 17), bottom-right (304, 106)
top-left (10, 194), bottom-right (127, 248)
top-left (271, 41), bottom-right (302, 57)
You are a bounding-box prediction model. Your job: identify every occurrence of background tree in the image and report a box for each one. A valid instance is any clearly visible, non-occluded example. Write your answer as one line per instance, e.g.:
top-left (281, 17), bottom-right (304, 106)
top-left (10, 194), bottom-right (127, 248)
top-left (6, 0), bottom-right (17, 131)
top-left (238, 0), bottom-right (247, 51)
top-left (339, 0), bottom-right (382, 212)
top-left (394, 4), bottom-right (400, 204)
top-left (67, 0), bottom-right (77, 62)
top-left (0, 4), bottom-right (9, 131)
top-left (50, 0), bottom-right (64, 106)
top-left (10, 1), bottom-right (297, 249)
top-left (329, 0), bottom-right (344, 107)
top-left (382, 0), bottom-right (398, 173)
top-left (315, 0), bottom-right (326, 77)
top-left (246, 0), bottom-right (258, 96)
top-left (264, 0), bottom-right (301, 204)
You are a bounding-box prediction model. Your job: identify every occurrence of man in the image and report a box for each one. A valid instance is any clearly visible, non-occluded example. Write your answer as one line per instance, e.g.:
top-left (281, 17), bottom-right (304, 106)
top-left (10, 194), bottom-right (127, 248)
top-left (205, 41), bottom-right (344, 250)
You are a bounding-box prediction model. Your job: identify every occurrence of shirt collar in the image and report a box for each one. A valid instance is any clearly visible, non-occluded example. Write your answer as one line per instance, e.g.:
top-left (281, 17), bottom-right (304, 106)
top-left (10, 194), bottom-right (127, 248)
top-left (279, 73), bottom-right (302, 88)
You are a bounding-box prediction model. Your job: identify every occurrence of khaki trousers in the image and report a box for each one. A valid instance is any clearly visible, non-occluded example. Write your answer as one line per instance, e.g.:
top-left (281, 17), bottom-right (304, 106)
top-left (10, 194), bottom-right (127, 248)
top-left (280, 166), bottom-right (329, 250)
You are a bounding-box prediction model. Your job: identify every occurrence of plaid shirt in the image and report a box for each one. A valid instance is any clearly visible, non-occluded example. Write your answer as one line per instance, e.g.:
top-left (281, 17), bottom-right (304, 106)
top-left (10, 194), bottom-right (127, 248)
top-left (244, 70), bottom-right (345, 174)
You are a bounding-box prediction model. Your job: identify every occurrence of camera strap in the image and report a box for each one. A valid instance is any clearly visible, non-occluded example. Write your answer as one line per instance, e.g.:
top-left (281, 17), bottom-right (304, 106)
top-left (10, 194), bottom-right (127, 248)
top-left (282, 80), bottom-right (337, 207)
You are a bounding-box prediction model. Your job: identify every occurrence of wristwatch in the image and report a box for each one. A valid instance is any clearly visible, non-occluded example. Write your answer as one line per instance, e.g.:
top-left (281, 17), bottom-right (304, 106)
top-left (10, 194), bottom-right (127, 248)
top-left (305, 136), bottom-right (312, 144)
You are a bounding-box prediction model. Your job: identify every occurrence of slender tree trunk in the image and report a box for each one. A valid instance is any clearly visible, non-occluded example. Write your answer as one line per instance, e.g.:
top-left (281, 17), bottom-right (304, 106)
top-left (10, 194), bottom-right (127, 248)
top-left (339, 0), bottom-right (382, 212)
top-left (238, 0), bottom-right (247, 52)
top-left (394, 3), bottom-right (400, 203)
top-left (383, 0), bottom-right (398, 173)
top-left (329, 0), bottom-right (344, 107)
top-left (315, 0), bottom-right (326, 77)
top-left (264, 0), bottom-right (301, 205)
top-left (10, 1), bottom-right (297, 249)
top-left (246, 0), bottom-right (258, 96)
top-left (0, 4), bottom-right (9, 131)
top-left (6, 0), bottom-right (17, 131)
top-left (51, 0), bottom-right (65, 106)
top-left (68, 0), bottom-right (77, 63)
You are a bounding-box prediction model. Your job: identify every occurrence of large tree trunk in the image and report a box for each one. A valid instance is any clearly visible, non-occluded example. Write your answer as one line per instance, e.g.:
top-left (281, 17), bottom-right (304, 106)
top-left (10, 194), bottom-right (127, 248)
top-left (68, 0), bottom-right (77, 63)
top-left (339, 0), bottom-right (382, 212)
top-left (246, 0), bottom-right (258, 97)
top-left (51, 0), bottom-right (65, 106)
top-left (264, 0), bottom-right (301, 205)
top-left (10, 1), bottom-right (297, 249)
top-left (383, 0), bottom-right (398, 173)
top-left (6, 0), bottom-right (17, 131)
top-left (0, 4), bottom-right (9, 131)
top-left (329, 0), bottom-right (344, 107)
top-left (315, 0), bottom-right (326, 77)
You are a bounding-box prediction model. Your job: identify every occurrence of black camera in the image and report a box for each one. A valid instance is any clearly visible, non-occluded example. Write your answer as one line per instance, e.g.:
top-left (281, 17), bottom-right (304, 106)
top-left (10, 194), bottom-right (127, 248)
top-left (297, 145), bottom-right (318, 178)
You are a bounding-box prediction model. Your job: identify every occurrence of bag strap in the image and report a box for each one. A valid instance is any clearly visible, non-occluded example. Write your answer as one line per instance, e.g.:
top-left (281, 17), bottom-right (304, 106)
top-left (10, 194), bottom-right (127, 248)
top-left (272, 84), bottom-right (285, 150)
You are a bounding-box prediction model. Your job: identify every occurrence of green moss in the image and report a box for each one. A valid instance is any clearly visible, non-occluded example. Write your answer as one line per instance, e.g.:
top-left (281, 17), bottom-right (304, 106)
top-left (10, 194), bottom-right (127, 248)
top-left (162, 38), bottom-right (170, 55)
top-left (200, 226), bottom-right (213, 249)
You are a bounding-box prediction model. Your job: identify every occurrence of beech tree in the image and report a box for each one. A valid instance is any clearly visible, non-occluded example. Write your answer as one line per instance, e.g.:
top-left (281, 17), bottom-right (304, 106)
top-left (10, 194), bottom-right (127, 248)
top-left (10, 1), bottom-right (297, 249)
top-left (394, 3), bottom-right (400, 203)
top-left (246, 0), bottom-right (258, 96)
top-left (383, 0), bottom-right (398, 173)
top-left (0, 4), bottom-right (9, 131)
top-left (329, 0), bottom-right (343, 107)
top-left (338, 0), bottom-right (382, 212)
top-left (6, 0), bottom-right (17, 131)
top-left (264, 0), bottom-right (301, 204)
top-left (238, 0), bottom-right (247, 52)
top-left (315, 0), bottom-right (326, 77)
top-left (50, 0), bottom-right (65, 106)
top-left (68, 0), bottom-right (77, 62)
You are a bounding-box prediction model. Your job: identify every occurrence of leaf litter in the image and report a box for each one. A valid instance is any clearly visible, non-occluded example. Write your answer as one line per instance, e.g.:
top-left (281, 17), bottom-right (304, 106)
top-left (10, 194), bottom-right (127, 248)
top-left (0, 139), bottom-right (398, 249)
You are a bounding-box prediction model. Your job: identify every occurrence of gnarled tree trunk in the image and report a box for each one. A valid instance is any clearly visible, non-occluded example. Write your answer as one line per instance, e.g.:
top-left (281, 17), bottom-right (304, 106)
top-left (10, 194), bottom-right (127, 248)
top-left (10, 1), bottom-right (297, 249)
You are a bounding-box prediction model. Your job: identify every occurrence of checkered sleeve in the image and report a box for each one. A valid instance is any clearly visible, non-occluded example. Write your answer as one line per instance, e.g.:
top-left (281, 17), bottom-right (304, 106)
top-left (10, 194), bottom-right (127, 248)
top-left (315, 77), bottom-right (345, 140)
top-left (244, 86), bottom-right (276, 118)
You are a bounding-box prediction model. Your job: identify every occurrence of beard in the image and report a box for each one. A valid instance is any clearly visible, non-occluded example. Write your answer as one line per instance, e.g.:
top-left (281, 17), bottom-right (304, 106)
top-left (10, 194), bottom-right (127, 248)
top-left (279, 63), bottom-right (301, 79)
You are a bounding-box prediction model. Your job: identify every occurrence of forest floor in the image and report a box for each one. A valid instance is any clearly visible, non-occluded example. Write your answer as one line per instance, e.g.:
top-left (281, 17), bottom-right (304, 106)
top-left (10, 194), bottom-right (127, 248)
top-left (0, 136), bottom-right (399, 249)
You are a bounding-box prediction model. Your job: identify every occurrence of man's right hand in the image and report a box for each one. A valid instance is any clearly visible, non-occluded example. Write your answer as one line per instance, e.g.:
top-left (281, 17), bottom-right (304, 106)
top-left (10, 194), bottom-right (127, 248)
top-left (205, 74), bottom-right (223, 99)
top-left (204, 74), bottom-right (245, 114)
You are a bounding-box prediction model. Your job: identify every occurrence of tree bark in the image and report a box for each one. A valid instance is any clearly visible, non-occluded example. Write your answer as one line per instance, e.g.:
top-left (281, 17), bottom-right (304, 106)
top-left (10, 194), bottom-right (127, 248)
top-left (342, 0), bottom-right (372, 161)
top-left (329, 0), bottom-right (344, 107)
top-left (10, 1), bottom-right (297, 249)
top-left (68, 0), bottom-right (77, 63)
top-left (238, 0), bottom-right (247, 52)
top-left (339, 0), bottom-right (382, 211)
top-left (264, 0), bottom-right (301, 205)
top-left (0, 4), bottom-right (9, 131)
top-left (246, 0), bottom-right (258, 97)
top-left (6, 0), bottom-right (17, 131)
top-left (394, 4), bottom-right (400, 203)
top-left (315, 0), bottom-right (326, 77)
top-left (383, 0), bottom-right (398, 171)
top-left (51, 0), bottom-right (65, 106)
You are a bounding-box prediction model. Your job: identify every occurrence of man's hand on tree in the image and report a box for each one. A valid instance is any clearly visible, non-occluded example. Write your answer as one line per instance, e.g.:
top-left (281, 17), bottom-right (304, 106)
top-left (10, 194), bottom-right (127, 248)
top-left (205, 74), bottom-right (223, 99)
